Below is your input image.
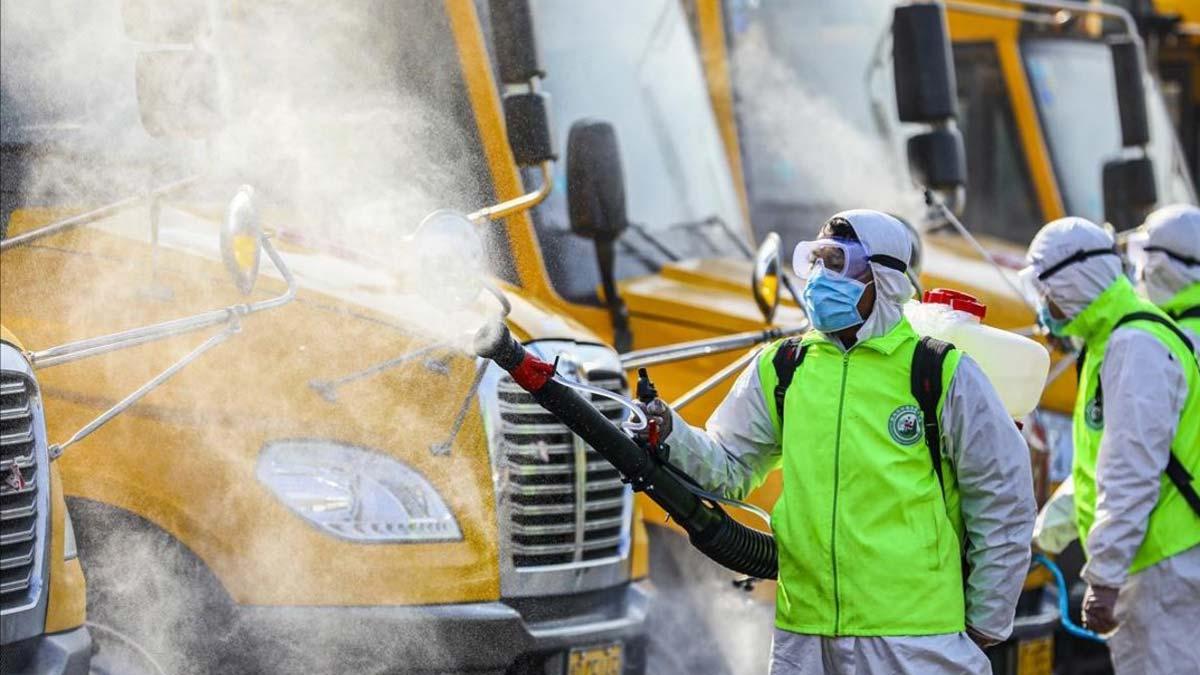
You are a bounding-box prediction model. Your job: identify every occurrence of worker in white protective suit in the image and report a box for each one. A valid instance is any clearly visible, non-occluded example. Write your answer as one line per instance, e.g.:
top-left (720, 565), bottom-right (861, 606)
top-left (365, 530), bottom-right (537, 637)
top-left (1022, 217), bottom-right (1200, 675)
top-left (638, 210), bottom-right (1036, 675)
top-left (1127, 204), bottom-right (1200, 348)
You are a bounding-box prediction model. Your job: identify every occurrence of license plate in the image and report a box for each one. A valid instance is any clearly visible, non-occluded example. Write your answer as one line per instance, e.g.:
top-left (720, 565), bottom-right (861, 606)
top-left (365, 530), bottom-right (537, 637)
top-left (567, 642), bottom-right (623, 675)
top-left (1017, 636), bottom-right (1053, 675)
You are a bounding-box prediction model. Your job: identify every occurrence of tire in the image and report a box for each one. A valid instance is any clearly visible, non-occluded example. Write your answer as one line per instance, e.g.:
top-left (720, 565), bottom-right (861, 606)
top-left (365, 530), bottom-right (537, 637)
top-left (644, 525), bottom-right (775, 675)
top-left (69, 498), bottom-right (244, 675)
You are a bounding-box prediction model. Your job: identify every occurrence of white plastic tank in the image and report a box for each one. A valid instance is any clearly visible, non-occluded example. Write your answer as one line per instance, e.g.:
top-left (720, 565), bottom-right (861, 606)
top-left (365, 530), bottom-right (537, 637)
top-left (904, 288), bottom-right (1050, 417)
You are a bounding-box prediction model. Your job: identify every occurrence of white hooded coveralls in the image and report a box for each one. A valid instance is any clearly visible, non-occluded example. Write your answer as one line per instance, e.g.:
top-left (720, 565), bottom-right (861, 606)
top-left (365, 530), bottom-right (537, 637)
top-left (1027, 217), bottom-right (1200, 675)
top-left (666, 211), bottom-right (1036, 674)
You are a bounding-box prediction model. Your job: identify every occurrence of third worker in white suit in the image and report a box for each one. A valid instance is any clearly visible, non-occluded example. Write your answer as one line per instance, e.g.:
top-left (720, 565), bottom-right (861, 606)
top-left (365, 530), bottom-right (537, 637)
top-left (637, 210), bottom-right (1036, 674)
top-left (1024, 217), bottom-right (1200, 675)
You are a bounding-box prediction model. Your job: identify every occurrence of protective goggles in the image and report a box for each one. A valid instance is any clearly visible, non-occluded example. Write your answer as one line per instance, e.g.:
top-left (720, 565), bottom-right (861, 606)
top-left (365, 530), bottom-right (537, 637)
top-left (1126, 231), bottom-right (1199, 277)
top-left (792, 238), bottom-right (907, 280)
top-left (1018, 247), bottom-right (1119, 305)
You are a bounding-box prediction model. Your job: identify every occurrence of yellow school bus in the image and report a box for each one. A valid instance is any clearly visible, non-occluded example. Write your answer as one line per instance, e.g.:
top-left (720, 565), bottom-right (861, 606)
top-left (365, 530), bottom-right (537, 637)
top-left (0, 328), bottom-right (90, 674)
top-left (1137, 0), bottom-right (1200, 189)
top-left (2, 1), bottom-right (661, 672)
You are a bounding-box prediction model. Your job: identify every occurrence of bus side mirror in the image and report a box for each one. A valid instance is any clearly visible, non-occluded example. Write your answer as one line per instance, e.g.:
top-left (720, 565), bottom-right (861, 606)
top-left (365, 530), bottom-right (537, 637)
top-left (893, 3), bottom-right (967, 207)
top-left (567, 120), bottom-right (628, 242)
top-left (567, 119), bottom-right (632, 351)
top-left (488, 0), bottom-right (543, 84)
top-left (1103, 157), bottom-right (1157, 231)
top-left (892, 3), bottom-right (957, 124)
top-left (121, 0), bottom-right (208, 43)
top-left (907, 129), bottom-right (966, 192)
top-left (1109, 37), bottom-right (1151, 148)
top-left (135, 49), bottom-right (221, 138)
top-left (752, 233), bottom-right (782, 324)
top-left (221, 186), bottom-right (262, 295)
top-left (488, 0), bottom-right (554, 167)
top-left (504, 93), bottom-right (556, 167)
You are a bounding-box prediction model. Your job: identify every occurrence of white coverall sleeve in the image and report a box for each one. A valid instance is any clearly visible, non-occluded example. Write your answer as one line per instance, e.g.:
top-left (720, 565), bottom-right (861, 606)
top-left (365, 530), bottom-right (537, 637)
top-left (1081, 328), bottom-right (1186, 588)
top-left (1033, 476), bottom-right (1077, 554)
top-left (942, 355), bottom-right (1037, 641)
top-left (662, 356), bottom-right (782, 500)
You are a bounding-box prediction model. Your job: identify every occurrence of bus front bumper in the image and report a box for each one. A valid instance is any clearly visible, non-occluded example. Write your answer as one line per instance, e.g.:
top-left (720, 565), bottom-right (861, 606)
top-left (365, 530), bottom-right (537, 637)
top-left (236, 581), bottom-right (650, 674)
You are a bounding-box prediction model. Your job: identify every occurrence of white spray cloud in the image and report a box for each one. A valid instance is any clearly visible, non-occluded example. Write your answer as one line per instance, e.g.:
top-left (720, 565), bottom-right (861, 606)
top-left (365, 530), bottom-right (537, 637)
top-left (729, 19), bottom-right (923, 242)
top-left (2, 1), bottom-right (508, 671)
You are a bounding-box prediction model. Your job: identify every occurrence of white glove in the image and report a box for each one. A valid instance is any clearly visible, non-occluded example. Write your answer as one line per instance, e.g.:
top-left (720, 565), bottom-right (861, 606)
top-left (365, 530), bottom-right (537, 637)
top-left (1033, 477), bottom-right (1078, 554)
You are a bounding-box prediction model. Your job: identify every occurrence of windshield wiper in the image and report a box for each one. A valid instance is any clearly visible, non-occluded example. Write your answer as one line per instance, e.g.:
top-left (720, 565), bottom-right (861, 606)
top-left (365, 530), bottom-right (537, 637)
top-left (628, 222), bottom-right (682, 262)
top-left (666, 215), bottom-right (754, 259)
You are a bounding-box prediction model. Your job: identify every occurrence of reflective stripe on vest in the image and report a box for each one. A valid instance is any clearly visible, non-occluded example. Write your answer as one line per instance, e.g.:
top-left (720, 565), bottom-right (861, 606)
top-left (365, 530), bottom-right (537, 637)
top-left (758, 318), bottom-right (966, 636)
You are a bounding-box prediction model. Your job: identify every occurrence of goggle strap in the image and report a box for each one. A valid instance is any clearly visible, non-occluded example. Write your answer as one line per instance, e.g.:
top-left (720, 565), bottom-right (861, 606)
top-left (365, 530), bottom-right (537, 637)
top-left (1145, 246), bottom-right (1200, 267)
top-left (867, 254), bottom-right (908, 273)
top-left (1037, 248), bottom-right (1118, 281)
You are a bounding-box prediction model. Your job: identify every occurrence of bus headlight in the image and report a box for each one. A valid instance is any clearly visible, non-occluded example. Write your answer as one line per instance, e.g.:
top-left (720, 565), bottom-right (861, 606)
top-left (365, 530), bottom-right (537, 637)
top-left (256, 440), bottom-right (462, 543)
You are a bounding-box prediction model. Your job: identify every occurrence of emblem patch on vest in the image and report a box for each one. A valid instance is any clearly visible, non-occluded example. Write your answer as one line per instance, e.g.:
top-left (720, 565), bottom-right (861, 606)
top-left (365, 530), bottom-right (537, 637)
top-left (1084, 396), bottom-right (1104, 430)
top-left (888, 405), bottom-right (923, 446)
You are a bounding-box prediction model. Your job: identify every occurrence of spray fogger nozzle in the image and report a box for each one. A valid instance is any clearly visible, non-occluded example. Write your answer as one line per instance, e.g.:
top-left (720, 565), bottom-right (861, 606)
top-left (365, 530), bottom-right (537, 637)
top-left (636, 367), bottom-right (658, 404)
top-left (477, 329), bottom-right (778, 580)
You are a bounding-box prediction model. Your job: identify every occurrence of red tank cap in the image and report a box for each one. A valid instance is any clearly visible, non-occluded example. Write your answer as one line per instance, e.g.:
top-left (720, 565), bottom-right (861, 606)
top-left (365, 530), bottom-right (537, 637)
top-left (923, 288), bottom-right (987, 320)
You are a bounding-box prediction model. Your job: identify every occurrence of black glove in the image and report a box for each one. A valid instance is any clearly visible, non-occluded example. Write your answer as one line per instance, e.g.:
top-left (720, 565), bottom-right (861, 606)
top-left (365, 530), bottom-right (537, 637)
top-left (634, 398), bottom-right (673, 444)
top-left (966, 626), bottom-right (1000, 649)
top-left (1082, 584), bottom-right (1120, 634)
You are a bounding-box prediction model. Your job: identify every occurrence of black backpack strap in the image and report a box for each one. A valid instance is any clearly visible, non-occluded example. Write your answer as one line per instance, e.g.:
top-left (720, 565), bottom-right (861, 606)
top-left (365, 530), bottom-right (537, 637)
top-left (771, 338), bottom-right (808, 431)
top-left (1097, 311), bottom-right (1200, 518)
top-left (911, 336), bottom-right (954, 497)
top-left (1112, 311), bottom-right (1195, 354)
top-left (1169, 306), bottom-right (1200, 322)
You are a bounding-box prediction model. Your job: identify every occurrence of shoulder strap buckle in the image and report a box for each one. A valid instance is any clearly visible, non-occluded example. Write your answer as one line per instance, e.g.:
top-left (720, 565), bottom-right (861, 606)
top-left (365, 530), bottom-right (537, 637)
top-left (771, 338), bottom-right (808, 430)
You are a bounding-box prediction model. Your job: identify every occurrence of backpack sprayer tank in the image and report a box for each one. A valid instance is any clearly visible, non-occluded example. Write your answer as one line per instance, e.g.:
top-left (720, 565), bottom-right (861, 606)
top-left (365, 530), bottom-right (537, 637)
top-left (905, 289), bottom-right (1050, 417)
top-left (474, 321), bottom-right (778, 580)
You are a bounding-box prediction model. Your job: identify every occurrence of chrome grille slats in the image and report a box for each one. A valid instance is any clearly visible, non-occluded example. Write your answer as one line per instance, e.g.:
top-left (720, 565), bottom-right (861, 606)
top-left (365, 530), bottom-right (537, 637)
top-left (497, 366), bottom-right (633, 571)
top-left (0, 370), bottom-right (43, 612)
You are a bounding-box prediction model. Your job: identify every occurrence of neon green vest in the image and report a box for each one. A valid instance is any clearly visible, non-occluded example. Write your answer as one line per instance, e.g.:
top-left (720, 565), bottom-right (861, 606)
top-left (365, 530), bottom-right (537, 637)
top-left (1064, 277), bottom-right (1200, 573)
top-left (759, 318), bottom-right (966, 636)
top-left (1162, 282), bottom-right (1200, 340)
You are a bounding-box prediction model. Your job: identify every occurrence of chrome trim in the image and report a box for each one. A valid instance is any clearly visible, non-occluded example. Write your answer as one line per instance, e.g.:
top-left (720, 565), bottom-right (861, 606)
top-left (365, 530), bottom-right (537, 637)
top-left (0, 344), bottom-right (52, 645)
top-left (29, 234), bottom-right (295, 369)
top-left (0, 546), bottom-right (33, 570)
top-left (0, 175), bottom-right (199, 251)
top-left (466, 161), bottom-right (553, 224)
top-left (671, 344), bottom-right (765, 412)
top-left (621, 325), bottom-right (805, 369)
top-left (480, 340), bottom-right (634, 598)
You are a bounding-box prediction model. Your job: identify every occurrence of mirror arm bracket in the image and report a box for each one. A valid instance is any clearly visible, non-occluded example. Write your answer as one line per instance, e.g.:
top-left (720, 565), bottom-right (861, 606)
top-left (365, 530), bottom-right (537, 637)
top-left (944, 0), bottom-right (1141, 41)
top-left (48, 321), bottom-right (240, 460)
top-left (671, 345), bottom-right (765, 412)
top-left (467, 161), bottom-right (553, 224)
top-left (0, 176), bottom-right (200, 252)
top-left (622, 324), bottom-right (808, 370)
top-left (27, 233), bottom-right (296, 369)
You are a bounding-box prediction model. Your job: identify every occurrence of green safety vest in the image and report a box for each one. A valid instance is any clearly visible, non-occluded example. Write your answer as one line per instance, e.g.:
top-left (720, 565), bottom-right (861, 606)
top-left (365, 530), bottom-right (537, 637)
top-left (1065, 276), bottom-right (1200, 574)
top-left (758, 318), bottom-right (967, 636)
top-left (1162, 282), bottom-right (1200, 339)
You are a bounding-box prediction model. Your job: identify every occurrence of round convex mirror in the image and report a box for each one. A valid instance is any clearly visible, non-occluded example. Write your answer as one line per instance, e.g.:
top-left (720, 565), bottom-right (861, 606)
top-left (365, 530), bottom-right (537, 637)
top-left (221, 185), bottom-right (262, 296)
top-left (414, 210), bottom-right (485, 309)
top-left (751, 232), bottom-right (782, 323)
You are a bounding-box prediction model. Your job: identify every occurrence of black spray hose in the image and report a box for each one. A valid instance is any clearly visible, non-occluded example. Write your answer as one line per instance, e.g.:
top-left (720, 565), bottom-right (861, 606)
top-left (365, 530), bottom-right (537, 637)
top-left (475, 321), bottom-right (778, 580)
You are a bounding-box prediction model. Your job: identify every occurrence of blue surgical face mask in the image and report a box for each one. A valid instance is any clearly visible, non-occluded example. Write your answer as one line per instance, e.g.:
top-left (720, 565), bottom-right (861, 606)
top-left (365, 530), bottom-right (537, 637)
top-left (802, 267), bottom-right (871, 332)
top-left (1037, 303), bottom-right (1070, 337)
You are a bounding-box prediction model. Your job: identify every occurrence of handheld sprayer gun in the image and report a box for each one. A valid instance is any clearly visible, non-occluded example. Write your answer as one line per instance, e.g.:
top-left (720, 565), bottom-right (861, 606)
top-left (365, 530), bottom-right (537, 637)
top-left (474, 320), bottom-right (778, 580)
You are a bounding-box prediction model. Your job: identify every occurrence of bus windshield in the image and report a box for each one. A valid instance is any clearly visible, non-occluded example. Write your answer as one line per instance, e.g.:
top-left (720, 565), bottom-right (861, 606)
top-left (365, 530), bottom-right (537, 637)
top-left (527, 0), bottom-right (748, 303)
top-left (722, 0), bottom-right (919, 247)
top-left (1023, 38), bottom-right (1196, 227)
